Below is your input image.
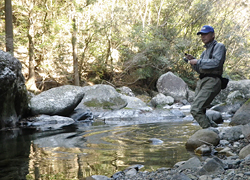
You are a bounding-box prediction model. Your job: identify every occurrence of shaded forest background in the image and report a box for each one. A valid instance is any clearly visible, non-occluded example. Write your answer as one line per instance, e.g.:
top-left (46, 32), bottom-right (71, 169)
top-left (1, 0), bottom-right (250, 94)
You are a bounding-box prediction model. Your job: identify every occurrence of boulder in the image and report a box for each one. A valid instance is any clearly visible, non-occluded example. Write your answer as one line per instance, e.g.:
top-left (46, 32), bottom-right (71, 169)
top-left (230, 99), bottom-right (250, 126)
top-left (226, 90), bottom-right (246, 105)
top-left (213, 80), bottom-right (250, 105)
top-left (0, 50), bottom-right (29, 129)
top-left (211, 90), bottom-right (246, 115)
top-left (30, 85), bottom-right (84, 116)
top-left (77, 84), bottom-right (127, 111)
top-left (150, 93), bottom-right (174, 107)
top-left (206, 109), bottom-right (223, 124)
top-left (156, 72), bottom-right (188, 101)
top-left (185, 129), bottom-right (220, 150)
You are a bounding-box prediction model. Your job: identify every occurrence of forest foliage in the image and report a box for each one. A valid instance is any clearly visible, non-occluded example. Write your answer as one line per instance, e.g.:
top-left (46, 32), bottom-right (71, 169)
top-left (1, 0), bottom-right (250, 92)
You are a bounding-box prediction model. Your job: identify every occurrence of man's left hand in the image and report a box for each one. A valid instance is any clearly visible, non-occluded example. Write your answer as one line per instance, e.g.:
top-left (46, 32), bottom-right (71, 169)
top-left (189, 59), bottom-right (198, 65)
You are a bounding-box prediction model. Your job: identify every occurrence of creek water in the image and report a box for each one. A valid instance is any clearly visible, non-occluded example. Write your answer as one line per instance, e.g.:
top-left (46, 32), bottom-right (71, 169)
top-left (0, 119), bottom-right (201, 180)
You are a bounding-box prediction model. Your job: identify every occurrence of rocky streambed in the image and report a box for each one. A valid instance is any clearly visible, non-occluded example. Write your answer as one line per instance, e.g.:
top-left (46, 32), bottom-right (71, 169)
top-left (87, 127), bottom-right (250, 180)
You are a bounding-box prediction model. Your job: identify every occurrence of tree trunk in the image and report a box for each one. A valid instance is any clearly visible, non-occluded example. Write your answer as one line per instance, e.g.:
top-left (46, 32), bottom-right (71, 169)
top-left (5, 0), bottom-right (14, 54)
top-left (72, 17), bottom-right (79, 86)
top-left (25, 10), bottom-right (40, 93)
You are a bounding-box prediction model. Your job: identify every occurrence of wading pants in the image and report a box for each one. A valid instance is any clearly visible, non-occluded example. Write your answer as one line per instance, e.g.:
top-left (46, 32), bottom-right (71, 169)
top-left (190, 76), bottom-right (221, 129)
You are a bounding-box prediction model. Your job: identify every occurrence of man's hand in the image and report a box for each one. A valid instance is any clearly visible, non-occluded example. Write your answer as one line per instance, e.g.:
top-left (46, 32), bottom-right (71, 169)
top-left (189, 59), bottom-right (198, 65)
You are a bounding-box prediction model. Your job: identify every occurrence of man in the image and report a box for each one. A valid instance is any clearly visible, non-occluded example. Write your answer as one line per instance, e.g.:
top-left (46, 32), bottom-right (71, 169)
top-left (185, 25), bottom-right (226, 129)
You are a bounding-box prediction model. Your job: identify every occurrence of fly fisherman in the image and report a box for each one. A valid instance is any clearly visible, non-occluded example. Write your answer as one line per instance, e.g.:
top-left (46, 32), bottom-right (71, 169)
top-left (185, 25), bottom-right (226, 129)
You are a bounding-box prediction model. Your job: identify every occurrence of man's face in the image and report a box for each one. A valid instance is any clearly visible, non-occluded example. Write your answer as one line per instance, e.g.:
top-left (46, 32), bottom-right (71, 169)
top-left (200, 32), bottom-right (215, 44)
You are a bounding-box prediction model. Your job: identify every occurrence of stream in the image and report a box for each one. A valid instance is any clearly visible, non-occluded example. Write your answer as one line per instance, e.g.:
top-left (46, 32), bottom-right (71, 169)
top-left (0, 119), bottom-right (201, 179)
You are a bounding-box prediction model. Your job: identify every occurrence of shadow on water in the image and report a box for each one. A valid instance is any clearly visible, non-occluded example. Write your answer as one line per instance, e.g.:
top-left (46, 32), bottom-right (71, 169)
top-left (0, 120), bottom-right (201, 179)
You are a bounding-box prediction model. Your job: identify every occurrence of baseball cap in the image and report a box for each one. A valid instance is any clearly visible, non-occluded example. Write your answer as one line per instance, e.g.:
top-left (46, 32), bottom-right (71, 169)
top-left (197, 25), bottom-right (214, 35)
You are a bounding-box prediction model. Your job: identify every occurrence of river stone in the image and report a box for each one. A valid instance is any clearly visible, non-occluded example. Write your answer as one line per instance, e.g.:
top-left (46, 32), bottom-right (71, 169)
top-left (150, 93), bottom-right (174, 107)
top-left (194, 144), bottom-right (212, 156)
top-left (85, 175), bottom-right (111, 180)
top-left (226, 90), bottom-right (246, 104)
top-left (219, 126), bottom-right (243, 141)
top-left (241, 123), bottom-right (250, 141)
top-left (77, 84), bottom-right (127, 110)
top-left (148, 138), bottom-right (164, 145)
top-left (176, 157), bottom-right (201, 171)
top-left (0, 50), bottom-right (29, 129)
top-left (156, 71), bottom-right (188, 101)
top-left (30, 85), bottom-right (84, 116)
top-left (171, 173), bottom-right (191, 180)
top-left (206, 109), bottom-right (223, 124)
top-left (197, 157), bottom-right (224, 176)
top-left (211, 103), bottom-right (242, 115)
top-left (213, 80), bottom-right (250, 105)
top-left (230, 99), bottom-right (250, 126)
top-left (185, 129), bottom-right (220, 150)
top-left (24, 114), bottom-right (75, 131)
top-left (239, 144), bottom-right (250, 159)
top-left (121, 95), bottom-right (149, 109)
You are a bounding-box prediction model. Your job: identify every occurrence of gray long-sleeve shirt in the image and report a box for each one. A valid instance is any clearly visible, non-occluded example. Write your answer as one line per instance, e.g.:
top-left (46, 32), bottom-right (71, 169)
top-left (192, 40), bottom-right (226, 75)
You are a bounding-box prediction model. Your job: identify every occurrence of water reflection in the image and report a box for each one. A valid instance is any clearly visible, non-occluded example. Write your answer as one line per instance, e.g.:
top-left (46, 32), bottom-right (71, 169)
top-left (0, 129), bottom-right (33, 180)
top-left (0, 121), bottom-right (201, 179)
top-left (30, 121), bottom-right (199, 179)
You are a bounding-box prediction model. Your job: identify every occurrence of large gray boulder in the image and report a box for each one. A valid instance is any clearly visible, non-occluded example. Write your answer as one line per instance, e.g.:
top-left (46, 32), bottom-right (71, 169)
top-left (77, 84), bottom-right (127, 111)
top-left (0, 50), bottom-right (29, 129)
top-left (30, 85), bottom-right (84, 116)
top-left (156, 72), bottom-right (188, 101)
top-left (230, 99), bottom-right (250, 126)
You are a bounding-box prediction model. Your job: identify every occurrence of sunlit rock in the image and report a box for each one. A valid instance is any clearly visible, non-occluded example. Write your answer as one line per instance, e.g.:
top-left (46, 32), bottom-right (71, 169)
top-left (156, 71), bottom-right (188, 102)
top-left (30, 85), bottom-right (84, 116)
top-left (77, 84), bottom-right (127, 111)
